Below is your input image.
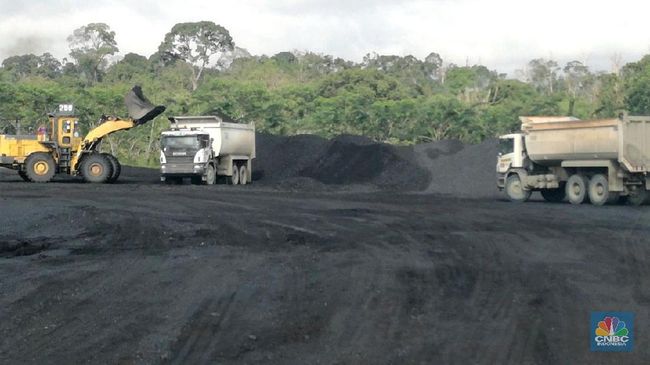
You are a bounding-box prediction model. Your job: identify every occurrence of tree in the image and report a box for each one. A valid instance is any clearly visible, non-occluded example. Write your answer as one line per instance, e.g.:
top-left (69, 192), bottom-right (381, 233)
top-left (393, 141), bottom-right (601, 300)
top-left (158, 21), bottom-right (234, 91)
top-left (527, 58), bottom-right (560, 94)
top-left (424, 52), bottom-right (443, 81)
top-left (67, 23), bottom-right (119, 83)
top-left (1, 53), bottom-right (61, 80)
top-left (562, 61), bottom-right (592, 115)
top-left (104, 53), bottom-right (152, 83)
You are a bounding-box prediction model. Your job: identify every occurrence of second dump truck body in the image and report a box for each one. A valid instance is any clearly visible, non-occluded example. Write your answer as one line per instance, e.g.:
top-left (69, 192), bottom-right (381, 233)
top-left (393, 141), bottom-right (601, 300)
top-left (497, 115), bottom-right (650, 205)
top-left (160, 116), bottom-right (255, 185)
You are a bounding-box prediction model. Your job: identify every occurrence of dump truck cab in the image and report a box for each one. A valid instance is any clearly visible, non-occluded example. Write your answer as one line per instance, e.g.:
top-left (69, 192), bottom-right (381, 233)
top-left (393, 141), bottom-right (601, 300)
top-left (160, 131), bottom-right (212, 178)
top-left (496, 133), bottom-right (524, 178)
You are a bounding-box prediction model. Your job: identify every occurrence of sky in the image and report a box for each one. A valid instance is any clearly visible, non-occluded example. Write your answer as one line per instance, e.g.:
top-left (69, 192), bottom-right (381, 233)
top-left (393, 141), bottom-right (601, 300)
top-left (0, 0), bottom-right (648, 74)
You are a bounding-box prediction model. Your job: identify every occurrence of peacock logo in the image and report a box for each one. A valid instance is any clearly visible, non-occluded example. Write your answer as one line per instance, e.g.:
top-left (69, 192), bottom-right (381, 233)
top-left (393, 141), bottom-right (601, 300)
top-left (595, 316), bottom-right (628, 337)
top-left (591, 312), bottom-right (634, 352)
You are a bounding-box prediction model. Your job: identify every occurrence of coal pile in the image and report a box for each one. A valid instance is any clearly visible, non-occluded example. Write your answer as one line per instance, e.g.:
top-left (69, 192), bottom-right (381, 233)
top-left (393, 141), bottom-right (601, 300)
top-left (254, 133), bottom-right (429, 190)
top-left (415, 138), bottom-right (499, 198)
top-left (254, 132), bottom-right (499, 196)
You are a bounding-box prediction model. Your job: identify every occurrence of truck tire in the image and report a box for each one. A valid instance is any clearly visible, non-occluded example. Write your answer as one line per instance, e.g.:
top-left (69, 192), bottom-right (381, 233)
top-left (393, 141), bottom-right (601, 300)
top-left (206, 164), bottom-right (217, 185)
top-left (101, 153), bottom-right (121, 183)
top-left (227, 162), bottom-right (240, 185)
top-left (239, 164), bottom-right (248, 185)
top-left (505, 174), bottom-right (531, 202)
top-left (566, 174), bottom-right (589, 205)
top-left (25, 152), bottom-right (56, 183)
top-left (541, 184), bottom-right (565, 203)
top-left (81, 154), bottom-right (113, 183)
top-left (588, 174), bottom-right (613, 206)
top-left (627, 187), bottom-right (647, 206)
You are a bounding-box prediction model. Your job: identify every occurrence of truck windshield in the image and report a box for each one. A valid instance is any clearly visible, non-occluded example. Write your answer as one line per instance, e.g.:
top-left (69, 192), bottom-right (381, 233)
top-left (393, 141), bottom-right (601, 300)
top-left (498, 138), bottom-right (514, 155)
top-left (161, 136), bottom-right (200, 150)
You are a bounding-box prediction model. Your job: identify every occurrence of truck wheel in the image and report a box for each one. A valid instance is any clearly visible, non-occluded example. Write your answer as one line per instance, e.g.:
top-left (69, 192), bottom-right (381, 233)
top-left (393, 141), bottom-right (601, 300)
top-left (18, 170), bottom-right (30, 182)
top-left (239, 164), bottom-right (248, 185)
top-left (228, 162), bottom-right (240, 185)
top-left (505, 174), bottom-right (531, 202)
top-left (101, 153), bottom-right (121, 183)
top-left (541, 184), bottom-right (565, 203)
top-left (566, 174), bottom-right (589, 205)
top-left (25, 152), bottom-right (56, 183)
top-left (206, 164), bottom-right (217, 185)
top-left (588, 174), bottom-right (612, 206)
top-left (81, 154), bottom-right (113, 183)
top-left (627, 187), bottom-right (647, 206)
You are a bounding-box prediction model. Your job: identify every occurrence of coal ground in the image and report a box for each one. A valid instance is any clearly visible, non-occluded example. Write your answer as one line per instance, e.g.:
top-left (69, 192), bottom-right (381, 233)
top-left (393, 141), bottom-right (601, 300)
top-left (0, 134), bottom-right (649, 364)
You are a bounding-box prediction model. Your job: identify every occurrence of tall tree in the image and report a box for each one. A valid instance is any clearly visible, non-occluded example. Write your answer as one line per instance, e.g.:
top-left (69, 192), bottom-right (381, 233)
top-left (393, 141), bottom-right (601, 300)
top-left (563, 61), bottom-right (592, 115)
top-left (67, 23), bottom-right (119, 83)
top-left (1, 53), bottom-right (61, 80)
top-left (527, 58), bottom-right (560, 95)
top-left (158, 21), bottom-right (234, 91)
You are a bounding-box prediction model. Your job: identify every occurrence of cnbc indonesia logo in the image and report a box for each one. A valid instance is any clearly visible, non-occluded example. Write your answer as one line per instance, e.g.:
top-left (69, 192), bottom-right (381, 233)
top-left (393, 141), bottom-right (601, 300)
top-left (591, 312), bottom-right (634, 352)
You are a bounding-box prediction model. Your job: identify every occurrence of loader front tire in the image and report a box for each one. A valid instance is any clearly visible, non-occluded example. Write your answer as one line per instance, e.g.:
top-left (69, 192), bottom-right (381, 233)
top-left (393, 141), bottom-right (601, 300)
top-left (102, 153), bottom-right (122, 183)
top-left (25, 152), bottom-right (55, 183)
top-left (81, 154), bottom-right (113, 183)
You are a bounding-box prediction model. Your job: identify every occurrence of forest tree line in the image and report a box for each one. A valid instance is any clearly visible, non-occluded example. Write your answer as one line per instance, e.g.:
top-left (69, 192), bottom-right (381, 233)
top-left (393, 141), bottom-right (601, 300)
top-left (2, 21), bottom-right (650, 166)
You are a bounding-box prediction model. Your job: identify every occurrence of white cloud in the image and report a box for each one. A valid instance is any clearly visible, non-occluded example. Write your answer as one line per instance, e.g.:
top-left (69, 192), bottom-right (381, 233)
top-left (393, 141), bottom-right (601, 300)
top-left (0, 0), bottom-right (649, 73)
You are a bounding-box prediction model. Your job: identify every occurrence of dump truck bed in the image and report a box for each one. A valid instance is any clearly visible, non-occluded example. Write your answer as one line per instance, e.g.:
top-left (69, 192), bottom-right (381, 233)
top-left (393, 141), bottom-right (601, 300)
top-left (168, 116), bottom-right (256, 158)
top-left (522, 116), bottom-right (650, 172)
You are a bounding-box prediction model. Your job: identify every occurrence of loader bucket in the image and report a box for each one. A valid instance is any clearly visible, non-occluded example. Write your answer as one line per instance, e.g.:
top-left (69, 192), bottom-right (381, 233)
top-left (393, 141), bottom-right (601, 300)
top-left (124, 86), bottom-right (166, 125)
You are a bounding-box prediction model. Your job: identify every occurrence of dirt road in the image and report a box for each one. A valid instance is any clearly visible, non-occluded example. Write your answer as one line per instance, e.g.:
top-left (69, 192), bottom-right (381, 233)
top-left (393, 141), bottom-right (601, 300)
top-left (1, 167), bottom-right (648, 364)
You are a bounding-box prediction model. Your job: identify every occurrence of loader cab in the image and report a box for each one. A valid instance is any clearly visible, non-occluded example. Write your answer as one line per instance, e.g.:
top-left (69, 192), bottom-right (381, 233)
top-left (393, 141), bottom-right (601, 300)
top-left (497, 133), bottom-right (525, 173)
top-left (48, 104), bottom-right (83, 173)
top-left (49, 104), bottom-right (82, 149)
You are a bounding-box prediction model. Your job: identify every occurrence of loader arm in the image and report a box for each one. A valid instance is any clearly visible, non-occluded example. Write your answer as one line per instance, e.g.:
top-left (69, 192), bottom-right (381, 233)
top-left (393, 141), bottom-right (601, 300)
top-left (70, 118), bottom-right (137, 170)
top-left (69, 86), bottom-right (165, 173)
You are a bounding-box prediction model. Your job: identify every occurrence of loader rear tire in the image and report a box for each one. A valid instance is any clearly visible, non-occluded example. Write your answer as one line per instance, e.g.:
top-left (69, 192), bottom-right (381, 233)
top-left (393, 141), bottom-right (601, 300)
top-left (25, 152), bottom-right (55, 183)
top-left (81, 154), bottom-right (113, 183)
top-left (102, 153), bottom-right (121, 183)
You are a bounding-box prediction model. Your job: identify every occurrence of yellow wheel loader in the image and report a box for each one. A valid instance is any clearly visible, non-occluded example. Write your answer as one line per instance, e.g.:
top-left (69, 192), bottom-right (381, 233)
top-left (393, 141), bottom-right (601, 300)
top-left (0, 86), bottom-right (165, 183)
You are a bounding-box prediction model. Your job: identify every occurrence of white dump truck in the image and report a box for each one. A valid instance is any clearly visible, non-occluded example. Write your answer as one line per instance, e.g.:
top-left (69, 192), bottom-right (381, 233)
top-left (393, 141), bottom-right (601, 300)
top-left (160, 116), bottom-right (255, 185)
top-left (497, 115), bottom-right (650, 205)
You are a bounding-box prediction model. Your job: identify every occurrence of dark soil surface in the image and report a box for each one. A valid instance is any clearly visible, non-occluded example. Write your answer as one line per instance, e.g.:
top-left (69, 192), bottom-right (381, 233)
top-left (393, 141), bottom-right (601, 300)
top-left (1, 134), bottom-right (648, 364)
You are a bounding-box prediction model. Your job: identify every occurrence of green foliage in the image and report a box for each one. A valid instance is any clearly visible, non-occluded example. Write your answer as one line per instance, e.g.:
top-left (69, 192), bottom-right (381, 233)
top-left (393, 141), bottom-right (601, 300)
top-left (1, 21), bottom-right (649, 167)
top-left (67, 23), bottom-right (119, 84)
top-left (158, 21), bottom-right (234, 90)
